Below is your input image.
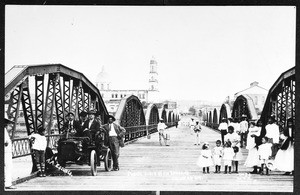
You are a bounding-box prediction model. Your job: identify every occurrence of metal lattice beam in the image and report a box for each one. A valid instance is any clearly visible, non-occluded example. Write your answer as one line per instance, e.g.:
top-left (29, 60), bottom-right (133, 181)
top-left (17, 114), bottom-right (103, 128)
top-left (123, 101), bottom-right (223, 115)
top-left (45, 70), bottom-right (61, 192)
top-left (63, 78), bottom-right (71, 114)
top-left (21, 78), bottom-right (35, 135)
top-left (54, 73), bottom-right (65, 133)
top-left (35, 75), bottom-right (44, 130)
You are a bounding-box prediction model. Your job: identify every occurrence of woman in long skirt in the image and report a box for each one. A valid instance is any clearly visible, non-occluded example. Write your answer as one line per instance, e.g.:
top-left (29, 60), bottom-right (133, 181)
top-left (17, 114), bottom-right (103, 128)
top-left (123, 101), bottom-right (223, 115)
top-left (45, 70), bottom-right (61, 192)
top-left (274, 118), bottom-right (294, 175)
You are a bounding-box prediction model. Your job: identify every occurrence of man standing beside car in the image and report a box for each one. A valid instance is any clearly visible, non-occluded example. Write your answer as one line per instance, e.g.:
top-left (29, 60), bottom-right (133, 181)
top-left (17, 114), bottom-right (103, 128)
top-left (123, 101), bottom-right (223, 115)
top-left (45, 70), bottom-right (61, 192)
top-left (102, 115), bottom-right (126, 171)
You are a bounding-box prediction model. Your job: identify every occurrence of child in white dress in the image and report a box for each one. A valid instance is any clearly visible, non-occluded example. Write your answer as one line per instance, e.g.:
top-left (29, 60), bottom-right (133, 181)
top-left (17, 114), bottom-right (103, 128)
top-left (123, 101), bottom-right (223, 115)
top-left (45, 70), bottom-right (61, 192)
top-left (258, 137), bottom-right (272, 175)
top-left (212, 140), bottom-right (223, 173)
top-left (223, 141), bottom-right (235, 174)
top-left (197, 142), bottom-right (214, 173)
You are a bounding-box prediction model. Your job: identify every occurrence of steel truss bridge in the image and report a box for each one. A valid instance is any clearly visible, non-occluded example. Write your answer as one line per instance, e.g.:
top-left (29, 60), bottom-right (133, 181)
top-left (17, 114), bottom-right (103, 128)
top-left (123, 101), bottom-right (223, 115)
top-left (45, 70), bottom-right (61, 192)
top-left (5, 64), bottom-right (180, 170)
top-left (202, 66), bottom-right (295, 132)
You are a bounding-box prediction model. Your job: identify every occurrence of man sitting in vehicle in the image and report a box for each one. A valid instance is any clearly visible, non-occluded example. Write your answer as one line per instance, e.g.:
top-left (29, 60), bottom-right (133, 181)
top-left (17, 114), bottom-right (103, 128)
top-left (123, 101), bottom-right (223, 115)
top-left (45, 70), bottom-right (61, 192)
top-left (62, 112), bottom-right (81, 138)
top-left (82, 110), bottom-right (101, 144)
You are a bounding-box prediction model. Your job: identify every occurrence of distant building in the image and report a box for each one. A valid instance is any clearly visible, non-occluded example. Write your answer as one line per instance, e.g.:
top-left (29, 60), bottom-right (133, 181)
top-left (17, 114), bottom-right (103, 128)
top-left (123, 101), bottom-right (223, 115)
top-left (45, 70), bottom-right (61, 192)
top-left (234, 81), bottom-right (268, 111)
top-left (96, 57), bottom-right (161, 114)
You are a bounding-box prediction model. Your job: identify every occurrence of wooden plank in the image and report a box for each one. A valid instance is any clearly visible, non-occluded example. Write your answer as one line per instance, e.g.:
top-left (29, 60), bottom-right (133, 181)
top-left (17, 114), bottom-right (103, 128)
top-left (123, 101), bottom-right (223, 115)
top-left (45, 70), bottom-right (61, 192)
top-left (13, 116), bottom-right (293, 192)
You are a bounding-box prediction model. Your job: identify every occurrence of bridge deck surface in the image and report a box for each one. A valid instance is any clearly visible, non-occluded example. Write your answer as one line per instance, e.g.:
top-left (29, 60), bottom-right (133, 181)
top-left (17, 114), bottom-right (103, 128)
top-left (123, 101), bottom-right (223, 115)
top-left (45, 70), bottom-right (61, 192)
top-left (11, 118), bottom-right (293, 192)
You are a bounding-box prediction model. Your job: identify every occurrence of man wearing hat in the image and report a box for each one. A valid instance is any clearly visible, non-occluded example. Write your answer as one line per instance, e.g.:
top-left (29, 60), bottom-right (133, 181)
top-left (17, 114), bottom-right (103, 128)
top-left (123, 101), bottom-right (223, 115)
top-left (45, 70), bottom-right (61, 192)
top-left (62, 112), bottom-right (81, 138)
top-left (82, 110), bottom-right (101, 141)
top-left (239, 114), bottom-right (249, 148)
top-left (4, 117), bottom-right (16, 189)
top-left (79, 111), bottom-right (88, 136)
top-left (102, 115), bottom-right (126, 171)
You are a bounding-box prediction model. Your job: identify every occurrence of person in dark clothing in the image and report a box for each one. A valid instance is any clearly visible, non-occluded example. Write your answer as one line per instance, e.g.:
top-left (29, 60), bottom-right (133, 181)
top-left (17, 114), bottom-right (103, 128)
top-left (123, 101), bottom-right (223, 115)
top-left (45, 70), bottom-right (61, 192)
top-left (102, 115), bottom-right (126, 171)
top-left (62, 112), bottom-right (81, 138)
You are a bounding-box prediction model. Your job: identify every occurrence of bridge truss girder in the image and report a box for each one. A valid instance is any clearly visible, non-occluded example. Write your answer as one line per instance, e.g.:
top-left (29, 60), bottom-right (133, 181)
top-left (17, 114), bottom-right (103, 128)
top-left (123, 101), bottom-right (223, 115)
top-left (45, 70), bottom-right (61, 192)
top-left (261, 67), bottom-right (295, 129)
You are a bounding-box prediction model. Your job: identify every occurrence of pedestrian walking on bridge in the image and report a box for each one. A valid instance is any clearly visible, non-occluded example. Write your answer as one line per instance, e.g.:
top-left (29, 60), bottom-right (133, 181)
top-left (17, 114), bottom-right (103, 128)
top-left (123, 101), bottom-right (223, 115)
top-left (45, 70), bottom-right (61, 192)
top-left (194, 121), bottom-right (202, 145)
top-left (158, 118), bottom-right (168, 146)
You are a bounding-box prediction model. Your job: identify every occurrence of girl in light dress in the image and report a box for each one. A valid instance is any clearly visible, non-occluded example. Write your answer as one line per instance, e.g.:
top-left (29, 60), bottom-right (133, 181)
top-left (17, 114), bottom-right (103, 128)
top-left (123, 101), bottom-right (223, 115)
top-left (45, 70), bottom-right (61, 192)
top-left (258, 137), bottom-right (272, 175)
top-left (223, 141), bottom-right (235, 174)
top-left (212, 140), bottom-right (223, 173)
top-left (224, 126), bottom-right (242, 173)
top-left (197, 142), bottom-right (214, 174)
top-left (244, 120), bottom-right (262, 173)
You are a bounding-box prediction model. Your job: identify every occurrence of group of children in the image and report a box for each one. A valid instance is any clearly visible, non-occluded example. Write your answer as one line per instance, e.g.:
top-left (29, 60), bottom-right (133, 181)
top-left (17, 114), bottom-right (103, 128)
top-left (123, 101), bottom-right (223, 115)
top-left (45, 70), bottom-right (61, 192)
top-left (196, 137), bottom-right (273, 175)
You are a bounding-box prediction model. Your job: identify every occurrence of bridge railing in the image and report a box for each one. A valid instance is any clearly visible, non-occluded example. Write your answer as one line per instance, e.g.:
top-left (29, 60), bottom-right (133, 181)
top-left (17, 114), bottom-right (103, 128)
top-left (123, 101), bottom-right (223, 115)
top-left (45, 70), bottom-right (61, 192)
top-left (12, 134), bottom-right (63, 159)
top-left (124, 124), bottom-right (157, 142)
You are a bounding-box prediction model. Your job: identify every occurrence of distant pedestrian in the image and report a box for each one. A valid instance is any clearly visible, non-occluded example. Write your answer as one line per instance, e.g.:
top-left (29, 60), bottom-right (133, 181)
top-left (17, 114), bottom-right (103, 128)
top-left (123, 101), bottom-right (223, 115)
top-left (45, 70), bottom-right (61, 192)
top-left (157, 118), bottom-right (168, 146)
top-left (193, 121), bottom-right (202, 145)
top-left (190, 118), bottom-right (195, 135)
top-left (244, 120), bottom-right (262, 174)
top-left (218, 118), bottom-right (228, 145)
top-left (265, 116), bottom-right (280, 158)
top-left (196, 143), bottom-right (213, 174)
top-left (4, 117), bottom-right (16, 189)
top-left (212, 140), bottom-right (223, 173)
top-left (258, 137), bottom-right (272, 175)
top-left (274, 118), bottom-right (294, 175)
top-left (223, 141), bottom-right (235, 174)
top-left (239, 115), bottom-right (248, 148)
top-left (29, 127), bottom-right (47, 177)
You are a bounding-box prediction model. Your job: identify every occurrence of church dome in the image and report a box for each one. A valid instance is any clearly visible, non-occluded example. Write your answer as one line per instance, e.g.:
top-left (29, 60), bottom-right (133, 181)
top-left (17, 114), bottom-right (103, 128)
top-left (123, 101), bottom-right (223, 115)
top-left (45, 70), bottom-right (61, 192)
top-left (95, 66), bottom-right (111, 90)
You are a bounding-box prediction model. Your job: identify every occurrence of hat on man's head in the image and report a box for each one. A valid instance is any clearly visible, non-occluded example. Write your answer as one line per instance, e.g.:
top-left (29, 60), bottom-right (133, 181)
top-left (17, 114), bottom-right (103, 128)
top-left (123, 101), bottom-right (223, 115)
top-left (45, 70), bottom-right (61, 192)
top-left (107, 115), bottom-right (116, 121)
top-left (159, 118), bottom-right (164, 121)
top-left (88, 110), bottom-right (97, 115)
top-left (67, 112), bottom-right (75, 116)
top-left (79, 111), bottom-right (87, 117)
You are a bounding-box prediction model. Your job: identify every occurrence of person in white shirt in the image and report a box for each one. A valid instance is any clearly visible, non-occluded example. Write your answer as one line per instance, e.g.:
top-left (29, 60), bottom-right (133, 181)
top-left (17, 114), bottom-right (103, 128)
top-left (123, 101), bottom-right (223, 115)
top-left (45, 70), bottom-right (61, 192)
top-left (239, 115), bottom-right (249, 148)
top-left (29, 127), bottom-right (47, 177)
top-left (157, 118), bottom-right (168, 146)
top-left (265, 116), bottom-right (280, 159)
top-left (102, 115), bottom-right (126, 171)
top-left (218, 118), bottom-right (228, 145)
top-left (4, 117), bottom-right (16, 189)
top-left (190, 118), bottom-right (196, 135)
top-left (258, 137), bottom-right (272, 175)
top-left (244, 121), bottom-right (262, 173)
top-left (194, 121), bottom-right (202, 145)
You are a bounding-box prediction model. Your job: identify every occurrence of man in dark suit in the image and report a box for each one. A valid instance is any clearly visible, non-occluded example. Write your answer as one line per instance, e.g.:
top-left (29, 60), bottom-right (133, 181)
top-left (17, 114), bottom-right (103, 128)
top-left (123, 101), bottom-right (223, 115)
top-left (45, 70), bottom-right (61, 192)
top-left (62, 112), bottom-right (81, 138)
top-left (78, 111), bottom-right (88, 137)
top-left (82, 110), bottom-right (101, 142)
top-left (102, 115), bottom-right (126, 171)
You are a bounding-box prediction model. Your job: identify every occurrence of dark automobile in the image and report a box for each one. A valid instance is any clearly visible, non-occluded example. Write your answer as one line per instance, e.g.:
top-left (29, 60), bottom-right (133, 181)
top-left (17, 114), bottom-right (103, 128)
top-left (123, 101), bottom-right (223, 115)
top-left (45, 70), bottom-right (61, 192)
top-left (57, 132), bottom-right (112, 176)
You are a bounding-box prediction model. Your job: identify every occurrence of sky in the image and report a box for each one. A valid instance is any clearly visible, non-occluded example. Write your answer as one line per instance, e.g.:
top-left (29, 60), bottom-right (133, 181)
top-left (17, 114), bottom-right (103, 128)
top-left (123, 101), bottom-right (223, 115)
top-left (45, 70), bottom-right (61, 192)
top-left (5, 6), bottom-right (296, 103)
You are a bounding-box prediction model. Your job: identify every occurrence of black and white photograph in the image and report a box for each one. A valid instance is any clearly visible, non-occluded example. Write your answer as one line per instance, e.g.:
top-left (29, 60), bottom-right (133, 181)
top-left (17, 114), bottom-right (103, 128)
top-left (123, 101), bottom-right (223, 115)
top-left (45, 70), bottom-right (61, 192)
top-left (3, 3), bottom-right (296, 194)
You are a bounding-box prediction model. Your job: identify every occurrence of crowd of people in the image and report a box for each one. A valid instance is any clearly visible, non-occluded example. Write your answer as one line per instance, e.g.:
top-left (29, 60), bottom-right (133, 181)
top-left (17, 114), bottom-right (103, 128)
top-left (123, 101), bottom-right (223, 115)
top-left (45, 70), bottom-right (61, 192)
top-left (195, 115), bottom-right (294, 175)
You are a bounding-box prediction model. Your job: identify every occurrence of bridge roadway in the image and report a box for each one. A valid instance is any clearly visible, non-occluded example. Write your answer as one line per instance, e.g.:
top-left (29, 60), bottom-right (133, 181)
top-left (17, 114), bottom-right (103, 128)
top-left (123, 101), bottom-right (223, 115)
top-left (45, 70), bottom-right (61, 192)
top-left (12, 116), bottom-right (293, 192)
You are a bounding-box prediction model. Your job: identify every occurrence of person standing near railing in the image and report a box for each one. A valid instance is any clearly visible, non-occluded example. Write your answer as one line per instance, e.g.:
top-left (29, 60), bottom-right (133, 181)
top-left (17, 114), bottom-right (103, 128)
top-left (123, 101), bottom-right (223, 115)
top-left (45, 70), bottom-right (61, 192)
top-left (102, 115), bottom-right (126, 171)
top-left (4, 117), bottom-right (16, 189)
top-left (157, 118), bottom-right (167, 146)
top-left (29, 127), bottom-right (47, 177)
